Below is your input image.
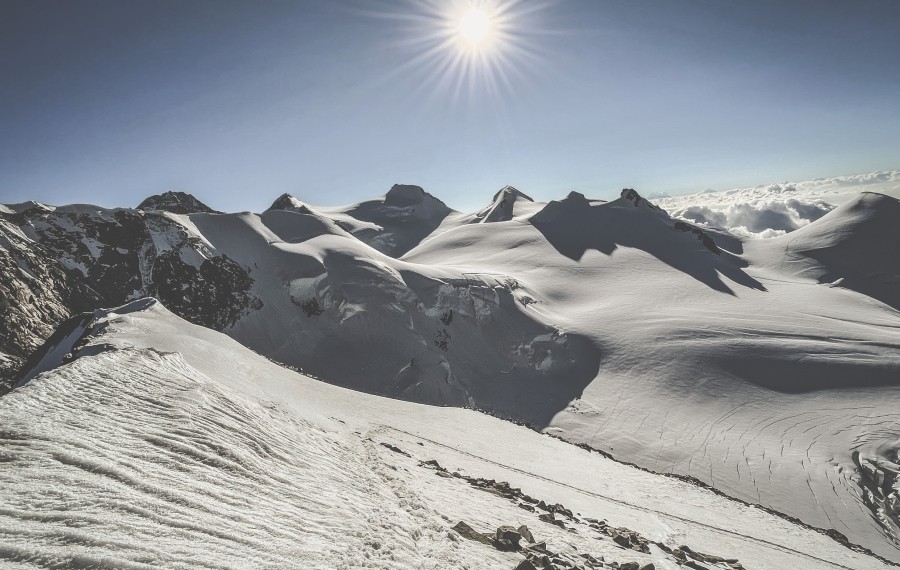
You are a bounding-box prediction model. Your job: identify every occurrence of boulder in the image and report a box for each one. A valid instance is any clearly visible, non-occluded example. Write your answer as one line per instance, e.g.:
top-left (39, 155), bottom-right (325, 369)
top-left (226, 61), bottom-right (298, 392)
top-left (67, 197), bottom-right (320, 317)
top-left (517, 525), bottom-right (535, 543)
top-left (451, 521), bottom-right (493, 546)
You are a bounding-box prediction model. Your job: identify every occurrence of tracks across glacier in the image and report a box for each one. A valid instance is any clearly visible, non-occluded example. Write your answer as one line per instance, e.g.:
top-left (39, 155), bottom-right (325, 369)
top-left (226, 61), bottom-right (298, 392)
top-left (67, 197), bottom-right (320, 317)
top-left (378, 425), bottom-right (874, 570)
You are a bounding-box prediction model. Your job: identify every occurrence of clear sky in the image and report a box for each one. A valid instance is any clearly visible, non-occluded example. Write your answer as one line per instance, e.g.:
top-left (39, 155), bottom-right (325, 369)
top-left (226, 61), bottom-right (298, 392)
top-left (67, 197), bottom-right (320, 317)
top-left (2, 0), bottom-right (899, 213)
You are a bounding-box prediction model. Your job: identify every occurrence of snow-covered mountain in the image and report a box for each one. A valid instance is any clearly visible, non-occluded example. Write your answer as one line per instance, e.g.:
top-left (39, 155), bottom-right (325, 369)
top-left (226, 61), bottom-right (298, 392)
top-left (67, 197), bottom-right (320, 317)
top-left (2, 183), bottom-right (899, 567)
top-left (1, 298), bottom-right (892, 569)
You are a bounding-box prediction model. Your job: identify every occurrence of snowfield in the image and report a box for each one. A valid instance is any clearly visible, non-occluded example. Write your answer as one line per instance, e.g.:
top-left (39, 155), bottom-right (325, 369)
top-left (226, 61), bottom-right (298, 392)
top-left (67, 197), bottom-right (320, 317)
top-left (0, 300), bottom-right (893, 569)
top-left (1, 175), bottom-right (899, 567)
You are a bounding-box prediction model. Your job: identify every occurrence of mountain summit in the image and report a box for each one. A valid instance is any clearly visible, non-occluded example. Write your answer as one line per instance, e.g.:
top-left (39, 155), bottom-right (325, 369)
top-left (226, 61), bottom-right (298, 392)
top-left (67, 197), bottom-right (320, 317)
top-left (471, 185), bottom-right (535, 223)
top-left (137, 191), bottom-right (219, 214)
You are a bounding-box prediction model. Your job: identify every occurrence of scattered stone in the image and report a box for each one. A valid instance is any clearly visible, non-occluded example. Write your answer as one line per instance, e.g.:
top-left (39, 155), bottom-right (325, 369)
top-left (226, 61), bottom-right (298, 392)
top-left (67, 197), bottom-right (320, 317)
top-left (538, 512), bottom-right (566, 528)
top-left (378, 442), bottom-right (410, 457)
top-left (514, 559), bottom-right (540, 570)
top-left (494, 526), bottom-right (523, 551)
top-left (451, 521), bottom-right (493, 546)
top-left (423, 459), bottom-right (741, 570)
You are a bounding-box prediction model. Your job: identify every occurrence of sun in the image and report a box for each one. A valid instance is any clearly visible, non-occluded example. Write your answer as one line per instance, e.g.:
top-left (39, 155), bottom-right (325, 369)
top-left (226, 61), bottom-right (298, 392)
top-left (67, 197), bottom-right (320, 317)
top-left (459, 7), bottom-right (492, 48)
top-left (375, 0), bottom-right (549, 102)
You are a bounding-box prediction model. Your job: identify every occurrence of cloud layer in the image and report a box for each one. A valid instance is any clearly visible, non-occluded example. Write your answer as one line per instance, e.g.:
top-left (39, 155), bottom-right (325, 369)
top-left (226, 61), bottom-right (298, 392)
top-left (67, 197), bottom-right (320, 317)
top-left (654, 170), bottom-right (900, 238)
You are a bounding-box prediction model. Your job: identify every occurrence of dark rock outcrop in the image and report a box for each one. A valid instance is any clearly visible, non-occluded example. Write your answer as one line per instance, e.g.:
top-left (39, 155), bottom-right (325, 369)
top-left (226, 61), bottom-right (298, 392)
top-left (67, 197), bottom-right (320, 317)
top-left (0, 205), bottom-right (261, 392)
top-left (137, 191), bottom-right (218, 214)
top-left (0, 215), bottom-right (103, 393)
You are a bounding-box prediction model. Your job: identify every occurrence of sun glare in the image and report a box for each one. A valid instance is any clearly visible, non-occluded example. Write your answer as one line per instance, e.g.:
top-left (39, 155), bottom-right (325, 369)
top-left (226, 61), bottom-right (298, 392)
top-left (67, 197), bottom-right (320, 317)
top-left (459, 8), bottom-right (491, 47)
top-left (378, 0), bottom-right (548, 102)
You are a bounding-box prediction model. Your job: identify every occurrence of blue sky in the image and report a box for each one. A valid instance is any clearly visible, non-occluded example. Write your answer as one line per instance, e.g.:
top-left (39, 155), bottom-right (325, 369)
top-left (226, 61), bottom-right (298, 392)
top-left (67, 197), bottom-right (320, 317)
top-left (1, 0), bottom-right (899, 212)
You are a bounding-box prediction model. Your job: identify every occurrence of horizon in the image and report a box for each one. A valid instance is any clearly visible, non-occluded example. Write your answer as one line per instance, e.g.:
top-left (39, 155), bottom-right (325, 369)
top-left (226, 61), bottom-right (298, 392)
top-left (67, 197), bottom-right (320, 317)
top-left (3, 0), bottom-right (900, 213)
top-left (2, 167), bottom-right (898, 217)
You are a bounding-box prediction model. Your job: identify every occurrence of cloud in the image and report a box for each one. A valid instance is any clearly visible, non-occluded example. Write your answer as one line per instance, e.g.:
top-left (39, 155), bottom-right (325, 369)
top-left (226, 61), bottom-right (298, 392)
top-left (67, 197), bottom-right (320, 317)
top-left (668, 197), bottom-right (834, 238)
top-left (654, 169), bottom-right (899, 238)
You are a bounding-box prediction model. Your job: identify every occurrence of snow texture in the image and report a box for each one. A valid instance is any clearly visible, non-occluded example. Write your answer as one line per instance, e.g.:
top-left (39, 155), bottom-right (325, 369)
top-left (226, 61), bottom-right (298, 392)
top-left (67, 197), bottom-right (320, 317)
top-left (1, 300), bottom-right (892, 569)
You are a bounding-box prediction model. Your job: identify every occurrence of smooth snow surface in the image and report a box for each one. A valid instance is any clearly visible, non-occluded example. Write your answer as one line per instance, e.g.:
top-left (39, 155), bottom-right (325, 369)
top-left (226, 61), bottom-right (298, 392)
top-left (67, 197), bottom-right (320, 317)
top-left (0, 300), bottom-right (892, 569)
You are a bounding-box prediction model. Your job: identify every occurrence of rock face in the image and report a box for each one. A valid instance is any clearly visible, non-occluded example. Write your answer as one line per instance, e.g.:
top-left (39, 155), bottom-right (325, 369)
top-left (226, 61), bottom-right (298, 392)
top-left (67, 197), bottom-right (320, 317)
top-left (0, 214), bottom-right (103, 393)
top-left (0, 204), bottom-right (260, 392)
top-left (137, 191), bottom-right (219, 214)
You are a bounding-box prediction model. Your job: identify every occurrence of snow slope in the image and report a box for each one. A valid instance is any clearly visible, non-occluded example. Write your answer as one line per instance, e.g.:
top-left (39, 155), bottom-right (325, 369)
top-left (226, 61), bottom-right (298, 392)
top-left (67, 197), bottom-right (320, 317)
top-left (0, 299), bottom-right (891, 569)
top-left (402, 189), bottom-right (900, 560)
top-left (2, 184), bottom-right (899, 562)
top-left (748, 192), bottom-right (900, 310)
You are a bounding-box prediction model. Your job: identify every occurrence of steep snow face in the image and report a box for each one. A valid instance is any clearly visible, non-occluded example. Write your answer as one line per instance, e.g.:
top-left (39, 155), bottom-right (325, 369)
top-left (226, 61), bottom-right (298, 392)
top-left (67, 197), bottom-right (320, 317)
top-left (1, 300), bottom-right (891, 569)
top-left (184, 210), bottom-right (600, 423)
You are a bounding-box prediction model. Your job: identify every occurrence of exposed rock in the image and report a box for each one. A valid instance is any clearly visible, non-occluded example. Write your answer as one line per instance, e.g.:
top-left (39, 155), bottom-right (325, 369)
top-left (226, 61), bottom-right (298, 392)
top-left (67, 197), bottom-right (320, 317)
top-left (451, 521), bottom-right (493, 546)
top-left (378, 442), bottom-right (410, 457)
top-left (620, 188), bottom-right (663, 212)
top-left (538, 512), bottom-right (565, 528)
top-left (0, 205), bottom-right (263, 390)
top-left (137, 191), bottom-right (218, 214)
top-left (494, 525), bottom-right (523, 551)
top-left (673, 219), bottom-right (720, 254)
top-left (0, 215), bottom-right (104, 393)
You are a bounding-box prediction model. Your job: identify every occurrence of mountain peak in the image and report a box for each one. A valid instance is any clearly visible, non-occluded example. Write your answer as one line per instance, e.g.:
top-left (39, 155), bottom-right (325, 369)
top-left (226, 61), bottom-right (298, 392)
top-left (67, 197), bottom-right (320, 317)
top-left (472, 186), bottom-right (536, 223)
top-left (138, 191), bottom-right (217, 214)
top-left (383, 184), bottom-right (434, 207)
top-left (268, 193), bottom-right (317, 214)
top-left (619, 188), bottom-right (661, 210)
top-left (496, 185), bottom-right (533, 201)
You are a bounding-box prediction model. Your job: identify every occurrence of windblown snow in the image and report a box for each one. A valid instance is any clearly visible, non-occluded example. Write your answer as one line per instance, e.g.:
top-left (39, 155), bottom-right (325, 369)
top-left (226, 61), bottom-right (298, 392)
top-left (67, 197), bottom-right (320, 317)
top-left (0, 300), bottom-right (892, 569)
top-left (1, 174), bottom-right (899, 568)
